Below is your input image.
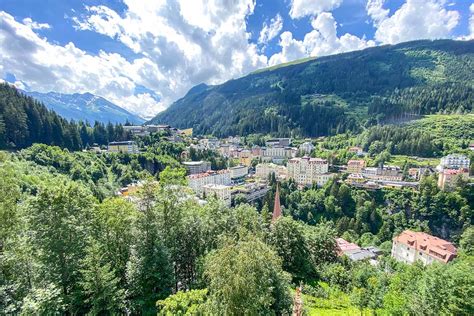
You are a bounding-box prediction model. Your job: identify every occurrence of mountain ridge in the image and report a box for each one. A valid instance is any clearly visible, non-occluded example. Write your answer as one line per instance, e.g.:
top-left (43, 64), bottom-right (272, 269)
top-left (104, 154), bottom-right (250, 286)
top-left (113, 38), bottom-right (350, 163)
top-left (150, 39), bottom-right (474, 137)
top-left (22, 90), bottom-right (145, 125)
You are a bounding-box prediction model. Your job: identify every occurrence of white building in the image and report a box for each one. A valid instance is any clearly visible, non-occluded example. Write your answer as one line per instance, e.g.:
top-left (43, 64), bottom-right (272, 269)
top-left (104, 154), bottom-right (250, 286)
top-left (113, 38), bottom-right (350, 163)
top-left (263, 146), bottom-right (297, 163)
top-left (438, 154), bottom-right (470, 170)
top-left (362, 166), bottom-right (402, 181)
top-left (287, 157), bottom-right (332, 186)
top-left (182, 161), bottom-right (212, 175)
top-left (266, 138), bottom-right (291, 147)
top-left (255, 163), bottom-right (288, 180)
top-left (203, 184), bottom-right (232, 206)
top-left (187, 170), bottom-right (231, 195)
top-left (299, 142), bottom-right (315, 154)
top-left (391, 230), bottom-right (457, 265)
top-left (230, 165), bottom-right (248, 180)
top-left (107, 141), bottom-right (139, 154)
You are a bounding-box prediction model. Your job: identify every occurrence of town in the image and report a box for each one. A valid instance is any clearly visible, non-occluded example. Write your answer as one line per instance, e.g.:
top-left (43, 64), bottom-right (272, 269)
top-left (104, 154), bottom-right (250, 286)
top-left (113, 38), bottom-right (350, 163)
top-left (104, 124), bottom-right (470, 266)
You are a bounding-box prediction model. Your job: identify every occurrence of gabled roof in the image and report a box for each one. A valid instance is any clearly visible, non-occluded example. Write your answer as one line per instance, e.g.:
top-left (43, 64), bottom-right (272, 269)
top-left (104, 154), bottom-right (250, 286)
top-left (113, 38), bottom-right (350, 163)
top-left (393, 230), bottom-right (457, 263)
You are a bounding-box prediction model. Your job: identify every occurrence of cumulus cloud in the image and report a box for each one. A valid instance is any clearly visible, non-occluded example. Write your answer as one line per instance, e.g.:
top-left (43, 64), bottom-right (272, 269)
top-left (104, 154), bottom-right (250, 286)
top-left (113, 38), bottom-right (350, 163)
top-left (0, 11), bottom-right (163, 118)
top-left (258, 14), bottom-right (283, 44)
top-left (70, 0), bottom-right (268, 116)
top-left (22, 17), bottom-right (51, 30)
top-left (269, 12), bottom-right (375, 65)
top-left (367, 0), bottom-right (460, 44)
top-left (289, 0), bottom-right (342, 19)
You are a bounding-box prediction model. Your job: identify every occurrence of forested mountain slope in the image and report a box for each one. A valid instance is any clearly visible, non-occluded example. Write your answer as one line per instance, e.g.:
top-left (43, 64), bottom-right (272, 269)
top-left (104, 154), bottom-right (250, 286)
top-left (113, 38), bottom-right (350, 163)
top-left (0, 84), bottom-right (131, 150)
top-left (23, 90), bottom-right (144, 125)
top-left (151, 39), bottom-right (474, 137)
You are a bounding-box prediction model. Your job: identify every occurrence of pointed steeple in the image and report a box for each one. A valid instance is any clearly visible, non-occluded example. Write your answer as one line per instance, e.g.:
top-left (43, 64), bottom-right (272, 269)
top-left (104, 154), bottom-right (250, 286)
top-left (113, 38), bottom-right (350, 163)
top-left (272, 183), bottom-right (282, 222)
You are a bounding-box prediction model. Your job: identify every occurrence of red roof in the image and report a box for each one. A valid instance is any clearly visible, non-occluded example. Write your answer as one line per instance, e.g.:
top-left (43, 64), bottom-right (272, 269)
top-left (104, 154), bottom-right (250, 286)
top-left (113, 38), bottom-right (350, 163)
top-left (272, 184), bottom-right (282, 222)
top-left (336, 238), bottom-right (360, 255)
top-left (393, 230), bottom-right (457, 263)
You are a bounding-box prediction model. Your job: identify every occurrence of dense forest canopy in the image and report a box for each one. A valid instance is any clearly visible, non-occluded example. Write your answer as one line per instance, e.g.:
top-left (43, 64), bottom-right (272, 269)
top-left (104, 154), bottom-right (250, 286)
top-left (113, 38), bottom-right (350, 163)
top-left (151, 39), bottom-right (474, 137)
top-left (1, 147), bottom-right (473, 315)
top-left (0, 83), bottom-right (131, 150)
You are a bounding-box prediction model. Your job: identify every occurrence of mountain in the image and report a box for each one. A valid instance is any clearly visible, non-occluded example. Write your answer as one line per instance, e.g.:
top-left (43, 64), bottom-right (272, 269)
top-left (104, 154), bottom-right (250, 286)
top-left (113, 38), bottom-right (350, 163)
top-left (150, 39), bottom-right (474, 137)
top-left (23, 91), bottom-right (145, 125)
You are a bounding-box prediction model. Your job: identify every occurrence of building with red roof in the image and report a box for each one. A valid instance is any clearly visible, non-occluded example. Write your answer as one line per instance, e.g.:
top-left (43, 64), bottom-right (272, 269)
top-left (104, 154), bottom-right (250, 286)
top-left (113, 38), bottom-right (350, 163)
top-left (391, 230), bottom-right (457, 265)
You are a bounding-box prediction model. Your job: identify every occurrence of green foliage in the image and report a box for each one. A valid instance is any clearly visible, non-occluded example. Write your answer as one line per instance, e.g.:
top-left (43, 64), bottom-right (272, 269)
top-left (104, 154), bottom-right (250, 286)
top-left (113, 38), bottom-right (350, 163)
top-left (156, 289), bottom-right (208, 315)
top-left (204, 235), bottom-right (292, 315)
top-left (79, 239), bottom-right (126, 314)
top-left (0, 83), bottom-right (132, 150)
top-left (152, 40), bottom-right (474, 137)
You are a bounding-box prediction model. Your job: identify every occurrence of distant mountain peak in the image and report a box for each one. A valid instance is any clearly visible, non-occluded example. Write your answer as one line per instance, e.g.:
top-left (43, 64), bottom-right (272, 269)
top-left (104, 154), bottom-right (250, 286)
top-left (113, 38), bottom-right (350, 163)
top-left (22, 90), bottom-right (145, 125)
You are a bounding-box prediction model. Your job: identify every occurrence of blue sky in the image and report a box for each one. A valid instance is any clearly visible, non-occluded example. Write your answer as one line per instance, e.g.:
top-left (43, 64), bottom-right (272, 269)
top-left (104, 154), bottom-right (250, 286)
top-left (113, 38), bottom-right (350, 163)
top-left (1, 0), bottom-right (473, 118)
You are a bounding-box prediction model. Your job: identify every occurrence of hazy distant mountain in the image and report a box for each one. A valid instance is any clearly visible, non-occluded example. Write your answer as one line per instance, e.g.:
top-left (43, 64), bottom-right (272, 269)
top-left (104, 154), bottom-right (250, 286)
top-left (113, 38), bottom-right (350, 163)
top-left (150, 39), bottom-right (474, 137)
top-left (23, 91), bottom-right (145, 125)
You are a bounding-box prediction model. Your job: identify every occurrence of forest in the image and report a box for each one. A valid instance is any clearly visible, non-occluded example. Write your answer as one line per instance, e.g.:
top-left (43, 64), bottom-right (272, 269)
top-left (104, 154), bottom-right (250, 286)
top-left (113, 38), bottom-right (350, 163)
top-left (151, 39), bottom-right (474, 137)
top-left (0, 83), bottom-right (132, 150)
top-left (1, 142), bottom-right (473, 315)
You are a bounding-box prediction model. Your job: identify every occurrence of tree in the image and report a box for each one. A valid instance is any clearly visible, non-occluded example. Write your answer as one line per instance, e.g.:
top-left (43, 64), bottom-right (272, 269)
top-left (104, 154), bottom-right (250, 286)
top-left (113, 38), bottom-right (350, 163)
top-left (92, 198), bottom-right (137, 284)
top-left (159, 166), bottom-right (187, 186)
top-left (79, 239), bottom-right (125, 314)
top-left (204, 235), bottom-right (292, 315)
top-left (460, 226), bottom-right (474, 255)
top-left (268, 217), bottom-right (314, 281)
top-left (156, 289), bottom-right (208, 315)
top-left (26, 181), bottom-right (95, 313)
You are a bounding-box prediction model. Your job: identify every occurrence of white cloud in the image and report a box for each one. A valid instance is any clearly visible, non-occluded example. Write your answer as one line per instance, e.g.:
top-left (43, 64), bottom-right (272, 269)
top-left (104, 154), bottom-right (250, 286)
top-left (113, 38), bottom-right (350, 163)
top-left (258, 14), bottom-right (283, 44)
top-left (0, 11), bottom-right (163, 118)
top-left (69, 0), bottom-right (268, 115)
top-left (269, 12), bottom-right (375, 65)
top-left (22, 17), bottom-right (51, 30)
top-left (367, 0), bottom-right (460, 44)
top-left (1, 0), bottom-right (269, 118)
top-left (366, 0), bottom-right (389, 26)
top-left (289, 0), bottom-right (343, 19)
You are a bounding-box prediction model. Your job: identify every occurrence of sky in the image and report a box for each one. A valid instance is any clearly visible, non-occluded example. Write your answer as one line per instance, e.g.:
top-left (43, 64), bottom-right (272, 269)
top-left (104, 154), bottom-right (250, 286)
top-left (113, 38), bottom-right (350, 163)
top-left (1, 0), bottom-right (473, 119)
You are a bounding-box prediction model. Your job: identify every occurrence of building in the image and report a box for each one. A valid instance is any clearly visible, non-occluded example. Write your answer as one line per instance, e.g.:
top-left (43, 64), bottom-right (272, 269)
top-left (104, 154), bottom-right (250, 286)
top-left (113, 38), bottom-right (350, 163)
top-left (347, 160), bottom-right (366, 174)
top-left (255, 163), bottom-right (288, 180)
top-left (187, 170), bottom-right (231, 195)
top-left (437, 168), bottom-right (469, 190)
top-left (263, 146), bottom-right (297, 163)
top-left (287, 157), bottom-right (332, 186)
top-left (391, 230), bottom-right (457, 265)
top-left (198, 138), bottom-right (220, 150)
top-left (266, 138), bottom-right (291, 147)
top-left (362, 166), bottom-right (403, 181)
top-left (336, 238), bottom-right (360, 256)
top-left (251, 145), bottom-right (263, 158)
top-left (346, 173), bottom-right (365, 184)
top-left (438, 154), bottom-right (470, 170)
top-left (231, 181), bottom-right (269, 203)
top-left (348, 146), bottom-right (363, 155)
top-left (299, 142), bottom-right (315, 154)
top-left (230, 165), bottom-right (248, 180)
top-left (239, 149), bottom-right (253, 167)
top-left (123, 124), bottom-right (171, 136)
top-left (336, 238), bottom-right (381, 263)
top-left (107, 141), bottom-right (139, 154)
top-left (182, 161), bottom-right (212, 175)
top-left (203, 184), bottom-right (232, 206)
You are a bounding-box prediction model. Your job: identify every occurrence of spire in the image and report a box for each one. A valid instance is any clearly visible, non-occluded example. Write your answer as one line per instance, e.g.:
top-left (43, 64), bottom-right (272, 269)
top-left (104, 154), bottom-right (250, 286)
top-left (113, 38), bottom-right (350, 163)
top-left (272, 183), bottom-right (282, 222)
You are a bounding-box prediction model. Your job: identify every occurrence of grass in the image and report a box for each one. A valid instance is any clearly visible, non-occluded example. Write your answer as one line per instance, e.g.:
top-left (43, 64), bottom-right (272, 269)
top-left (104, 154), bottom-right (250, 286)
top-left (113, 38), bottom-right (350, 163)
top-left (299, 283), bottom-right (372, 316)
top-left (365, 154), bottom-right (440, 168)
